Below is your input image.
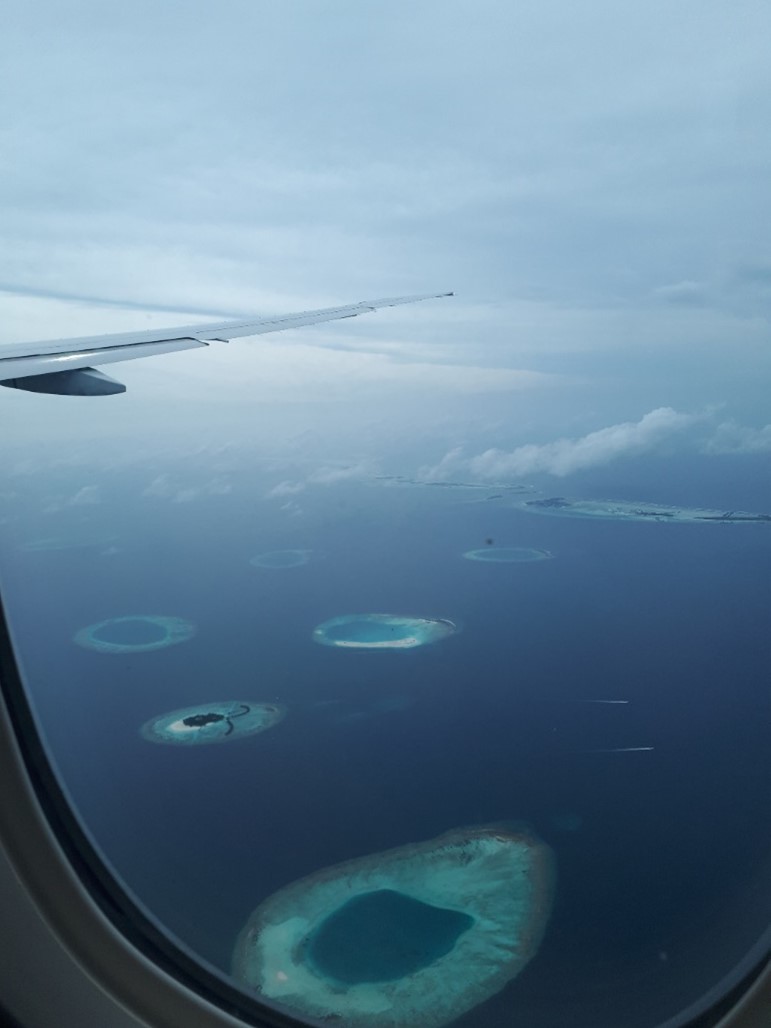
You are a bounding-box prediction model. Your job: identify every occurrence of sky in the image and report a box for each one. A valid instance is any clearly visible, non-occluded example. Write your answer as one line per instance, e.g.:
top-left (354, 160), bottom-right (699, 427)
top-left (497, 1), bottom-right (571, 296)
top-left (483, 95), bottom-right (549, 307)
top-left (1, 0), bottom-right (770, 484)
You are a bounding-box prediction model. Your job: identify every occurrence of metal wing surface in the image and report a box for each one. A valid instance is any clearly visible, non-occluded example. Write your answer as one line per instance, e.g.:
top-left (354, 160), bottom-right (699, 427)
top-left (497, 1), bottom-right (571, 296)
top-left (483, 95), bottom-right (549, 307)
top-left (0, 292), bottom-right (452, 395)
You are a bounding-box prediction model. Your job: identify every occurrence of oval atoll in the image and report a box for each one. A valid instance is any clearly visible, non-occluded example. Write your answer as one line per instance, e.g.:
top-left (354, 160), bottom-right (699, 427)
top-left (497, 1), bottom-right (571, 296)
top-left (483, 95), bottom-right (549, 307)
top-left (463, 546), bottom-right (553, 563)
top-left (312, 614), bottom-right (457, 650)
top-left (141, 700), bottom-right (285, 745)
top-left (232, 824), bottom-right (555, 1028)
top-left (73, 615), bottom-right (195, 654)
top-left (250, 549), bottom-right (312, 569)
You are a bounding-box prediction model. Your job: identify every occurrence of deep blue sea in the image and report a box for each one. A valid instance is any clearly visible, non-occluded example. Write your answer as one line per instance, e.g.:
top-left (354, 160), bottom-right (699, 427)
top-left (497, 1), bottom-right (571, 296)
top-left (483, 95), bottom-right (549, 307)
top-left (2, 455), bottom-right (769, 1028)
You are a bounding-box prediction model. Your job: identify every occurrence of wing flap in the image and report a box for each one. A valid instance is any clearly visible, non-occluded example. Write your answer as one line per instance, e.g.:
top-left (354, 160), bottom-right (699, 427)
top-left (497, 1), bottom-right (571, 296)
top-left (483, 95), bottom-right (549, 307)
top-left (0, 337), bottom-right (207, 381)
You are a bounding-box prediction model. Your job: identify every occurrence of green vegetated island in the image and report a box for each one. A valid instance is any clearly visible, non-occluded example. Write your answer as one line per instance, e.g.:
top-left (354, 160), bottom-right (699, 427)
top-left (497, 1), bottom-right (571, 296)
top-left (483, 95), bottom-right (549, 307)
top-left (233, 824), bottom-right (555, 1028)
top-left (141, 701), bottom-right (285, 745)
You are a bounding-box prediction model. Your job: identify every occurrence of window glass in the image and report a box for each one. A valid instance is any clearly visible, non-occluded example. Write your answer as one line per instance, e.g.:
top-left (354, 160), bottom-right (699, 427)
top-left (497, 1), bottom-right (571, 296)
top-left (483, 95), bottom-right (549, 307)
top-left (1, 3), bottom-right (769, 1027)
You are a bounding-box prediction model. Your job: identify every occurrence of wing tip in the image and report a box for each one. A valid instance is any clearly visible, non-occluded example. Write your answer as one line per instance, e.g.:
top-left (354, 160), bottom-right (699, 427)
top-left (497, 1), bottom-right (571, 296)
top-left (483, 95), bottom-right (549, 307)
top-left (365, 291), bottom-right (455, 309)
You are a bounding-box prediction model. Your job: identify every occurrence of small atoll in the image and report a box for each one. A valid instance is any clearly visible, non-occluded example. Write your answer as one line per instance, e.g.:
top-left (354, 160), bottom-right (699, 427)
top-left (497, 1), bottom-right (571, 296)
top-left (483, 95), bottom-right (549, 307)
top-left (250, 549), bottom-right (313, 569)
top-left (312, 614), bottom-right (457, 650)
top-left (463, 546), bottom-right (553, 563)
top-left (73, 615), bottom-right (195, 654)
top-left (140, 701), bottom-right (285, 745)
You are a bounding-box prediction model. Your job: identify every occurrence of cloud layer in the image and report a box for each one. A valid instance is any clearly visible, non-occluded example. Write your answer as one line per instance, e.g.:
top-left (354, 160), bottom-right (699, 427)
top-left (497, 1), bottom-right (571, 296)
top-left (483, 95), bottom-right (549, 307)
top-left (2, 2), bottom-right (769, 455)
top-left (422, 407), bottom-right (700, 480)
top-left (703, 420), bottom-right (771, 455)
top-left (143, 474), bottom-right (232, 503)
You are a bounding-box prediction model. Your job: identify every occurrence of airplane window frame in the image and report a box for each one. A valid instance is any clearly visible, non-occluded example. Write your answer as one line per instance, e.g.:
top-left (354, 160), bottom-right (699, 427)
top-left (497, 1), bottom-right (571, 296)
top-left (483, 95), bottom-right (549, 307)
top-left (0, 578), bottom-right (769, 1028)
top-left (0, 590), bottom-right (311, 1028)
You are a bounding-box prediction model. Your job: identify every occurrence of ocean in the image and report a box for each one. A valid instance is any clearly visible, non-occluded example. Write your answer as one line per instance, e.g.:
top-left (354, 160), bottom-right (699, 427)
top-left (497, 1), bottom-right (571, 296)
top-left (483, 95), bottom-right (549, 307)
top-left (2, 454), bottom-right (769, 1028)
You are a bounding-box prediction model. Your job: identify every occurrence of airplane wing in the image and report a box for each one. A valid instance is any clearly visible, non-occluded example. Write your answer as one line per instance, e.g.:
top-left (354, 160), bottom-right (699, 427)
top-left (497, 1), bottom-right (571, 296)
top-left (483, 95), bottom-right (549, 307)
top-left (0, 291), bottom-right (453, 396)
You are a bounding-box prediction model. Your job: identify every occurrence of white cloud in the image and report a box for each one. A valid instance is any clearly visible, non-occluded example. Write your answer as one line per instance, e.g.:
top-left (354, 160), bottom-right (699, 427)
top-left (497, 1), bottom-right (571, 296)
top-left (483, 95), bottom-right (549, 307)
top-left (423, 407), bottom-right (700, 481)
top-left (307, 462), bottom-right (374, 485)
top-left (172, 488), bottom-right (200, 503)
top-left (703, 420), bottom-right (771, 455)
top-left (206, 478), bottom-right (232, 496)
top-left (279, 500), bottom-right (303, 518)
top-left (653, 281), bottom-right (707, 306)
top-left (39, 482), bottom-right (103, 513)
top-left (143, 474), bottom-right (174, 498)
top-left (68, 484), bottom-right (101, 505)
top-left (266, 480), bottom-right (305, 498)
top-left (143, 473), bottom-right (232, 502)
top-left (418, 447), bottom-right (465, 482)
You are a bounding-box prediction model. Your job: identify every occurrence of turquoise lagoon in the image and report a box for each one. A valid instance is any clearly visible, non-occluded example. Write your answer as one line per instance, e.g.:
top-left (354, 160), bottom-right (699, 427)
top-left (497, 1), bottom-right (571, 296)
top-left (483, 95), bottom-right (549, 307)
top-left (233, 825), bottom-right (555, 1028)
top-left (312, 614), bottom-right (457, 650)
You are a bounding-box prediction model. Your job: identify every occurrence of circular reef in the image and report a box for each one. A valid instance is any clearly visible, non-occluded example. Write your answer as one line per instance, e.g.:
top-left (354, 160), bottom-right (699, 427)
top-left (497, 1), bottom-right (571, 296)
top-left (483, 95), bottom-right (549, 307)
top-left (232, 824), bottom-right (555, 1028)
top-left (312, 614), bottom-right (457, 650)
top-left (73, 615), bottom-right (195, 654)
top-left (250, 549), bottom-right (312, 569)
top-left (141, 700), bottom-right (285, 745)
top-left (463, 546), bottom-right (553, 563)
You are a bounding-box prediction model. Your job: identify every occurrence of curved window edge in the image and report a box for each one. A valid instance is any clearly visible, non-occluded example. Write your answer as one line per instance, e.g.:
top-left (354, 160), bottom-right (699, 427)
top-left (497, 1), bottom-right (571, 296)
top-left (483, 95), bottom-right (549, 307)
top-left (715, 964), bottom-right (771, 1028)
top-left (0, 592), bottom-right (768, 1028)
top-left (0, 595), bottom-right (313, 1028)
